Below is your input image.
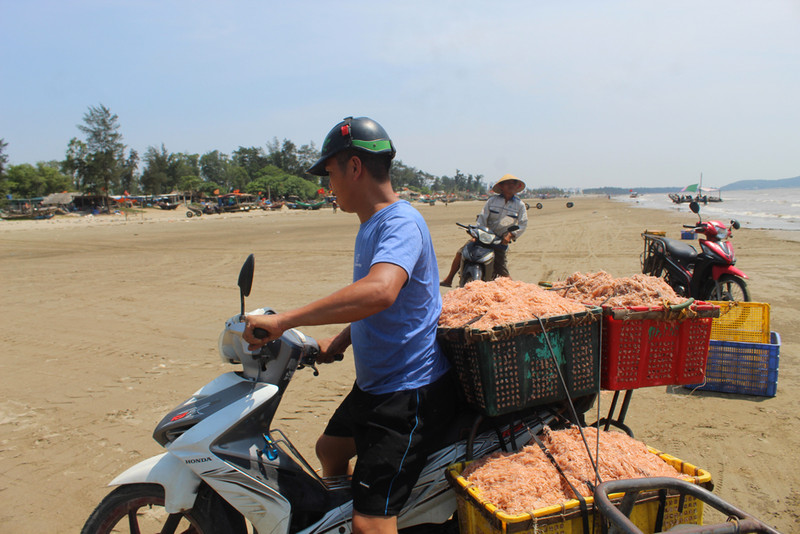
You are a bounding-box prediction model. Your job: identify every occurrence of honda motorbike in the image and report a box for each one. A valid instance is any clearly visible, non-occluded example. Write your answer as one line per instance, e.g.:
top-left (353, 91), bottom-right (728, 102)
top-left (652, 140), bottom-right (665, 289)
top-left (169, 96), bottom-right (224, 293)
top-left (641, 201), bottom-right (750, 301)
top-left (455, 222), bottom-right (518, 287)
top-left (81, 254), bottom-right (573, 534)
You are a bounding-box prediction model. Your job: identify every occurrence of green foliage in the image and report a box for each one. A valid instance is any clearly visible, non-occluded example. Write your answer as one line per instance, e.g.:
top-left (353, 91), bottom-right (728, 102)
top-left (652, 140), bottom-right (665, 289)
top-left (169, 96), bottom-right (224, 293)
top-left (140, 145), bottom-right (201, 195)
top-left (435, 169), bottom-right (486, 194)
top-left (232, 146), bottom-right (268, 180)
top-left (0, 139), bottom-right (8, 199)
top-left (246, 165), bottom-right (317, 199)
top-left (0, 138), bottom-right (8, 178)
top-left (62, 137), bottom-right (88, 191)
top-left (140, 145), bottom-right (173, 194)
top-left (39, 106), bottom-right (491, 199)
top-left (199, 150), bottom-right (233, 189)
top-left (119, 149), bottom-right (139, 194)
top-left (74, 104), bottom-right (127, 199)
top-left (226, 166), bottom-right (249, 192)
top-left (4, 162), bottom-right (71, 198)
top-left (266, 137), bottom-right (320, 183)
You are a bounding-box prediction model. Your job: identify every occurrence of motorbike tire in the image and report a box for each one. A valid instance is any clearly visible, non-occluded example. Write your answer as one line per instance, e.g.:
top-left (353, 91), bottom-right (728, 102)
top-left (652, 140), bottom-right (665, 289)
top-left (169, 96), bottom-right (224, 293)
top-left (186, 210), bottom-right (194, 218)
top-left (705, 274), bottom-right (750, 302)
top-left (81, 483), bottom-right (245, 534)
top-left (459, 271), bottom-right (477, 287)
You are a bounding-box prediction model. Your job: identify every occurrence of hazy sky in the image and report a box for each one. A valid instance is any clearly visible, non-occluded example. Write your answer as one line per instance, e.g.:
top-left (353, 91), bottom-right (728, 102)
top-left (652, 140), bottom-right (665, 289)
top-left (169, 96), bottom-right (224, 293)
top-left (1, 1), bottom-right (798, 189)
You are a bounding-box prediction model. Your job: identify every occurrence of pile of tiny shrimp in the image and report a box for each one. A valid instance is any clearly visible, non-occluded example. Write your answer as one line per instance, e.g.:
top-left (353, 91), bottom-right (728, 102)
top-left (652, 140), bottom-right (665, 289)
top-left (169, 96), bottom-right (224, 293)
top-left (462, 426), bottom-right (686, 515)
top-left (438, 277), bottom-right (587, 330)
top-left (551, 271), bottom-right (686, 307)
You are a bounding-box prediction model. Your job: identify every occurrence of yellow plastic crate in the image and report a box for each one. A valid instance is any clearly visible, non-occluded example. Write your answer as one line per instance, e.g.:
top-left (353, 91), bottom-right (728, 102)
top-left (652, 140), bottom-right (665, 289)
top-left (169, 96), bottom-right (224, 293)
top-left (445, 449), bottom-right (712, 534)
top-left (709, 301), bottom-right (770, 343)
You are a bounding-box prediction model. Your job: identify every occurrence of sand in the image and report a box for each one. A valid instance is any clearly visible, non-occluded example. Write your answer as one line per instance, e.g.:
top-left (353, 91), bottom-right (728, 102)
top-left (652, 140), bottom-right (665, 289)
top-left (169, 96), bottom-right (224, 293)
top-left (1, 197), bottom-right (796, 532)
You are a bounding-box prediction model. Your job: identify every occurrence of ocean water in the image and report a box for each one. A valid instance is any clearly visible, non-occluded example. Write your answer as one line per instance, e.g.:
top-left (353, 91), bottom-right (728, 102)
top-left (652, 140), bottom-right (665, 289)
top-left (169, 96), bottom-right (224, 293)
top-left (617, 187), bottom-right (800, 231)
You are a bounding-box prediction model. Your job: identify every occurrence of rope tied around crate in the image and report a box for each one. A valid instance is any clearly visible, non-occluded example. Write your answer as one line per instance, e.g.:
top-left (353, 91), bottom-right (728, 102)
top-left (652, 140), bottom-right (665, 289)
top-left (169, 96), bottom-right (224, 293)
top-left (609, 301), bottom-right (720, 323)
top-left (528, 430), bottom-right (595, 534)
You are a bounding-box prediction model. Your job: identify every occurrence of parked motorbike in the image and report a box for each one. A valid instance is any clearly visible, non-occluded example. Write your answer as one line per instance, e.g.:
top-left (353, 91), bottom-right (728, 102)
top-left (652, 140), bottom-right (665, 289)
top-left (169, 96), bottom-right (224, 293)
top-left (81, 254), bottom-right (573, 534)
top-left (455, 223), bottom-right (518, 287)
top-left (641, 201), bottom-right (749, 301)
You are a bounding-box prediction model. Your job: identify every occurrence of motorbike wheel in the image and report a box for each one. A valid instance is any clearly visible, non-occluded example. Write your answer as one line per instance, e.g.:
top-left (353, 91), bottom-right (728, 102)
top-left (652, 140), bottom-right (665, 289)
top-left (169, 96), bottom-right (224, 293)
top-left (459, 273), bottom-right (475, 287)
top-left (186, 210), bottom-right (194, 218)
top-left (706, 274), bottom-right (750, 302)
top-left (81, 483), bottom-right (244, 534)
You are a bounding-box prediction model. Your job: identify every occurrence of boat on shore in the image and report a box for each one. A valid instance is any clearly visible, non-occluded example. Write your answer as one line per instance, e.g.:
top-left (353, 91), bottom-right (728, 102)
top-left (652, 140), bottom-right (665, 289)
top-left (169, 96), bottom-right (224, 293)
top-left (668, 191), bottom-right (723, 204)
top-left (1, 207), bottom-right (58, 220)
top-left (669, 175), bottom-right (723, 204)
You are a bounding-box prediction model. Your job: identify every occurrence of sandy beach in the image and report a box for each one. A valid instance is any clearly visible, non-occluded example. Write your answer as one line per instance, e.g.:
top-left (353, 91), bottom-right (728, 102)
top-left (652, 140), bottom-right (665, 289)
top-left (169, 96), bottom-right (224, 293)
top-left (1, 197), bottom-right (796, 532)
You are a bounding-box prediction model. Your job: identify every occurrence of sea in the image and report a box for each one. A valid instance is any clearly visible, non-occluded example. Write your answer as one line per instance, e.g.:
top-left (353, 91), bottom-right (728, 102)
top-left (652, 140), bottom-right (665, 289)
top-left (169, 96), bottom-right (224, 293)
top-left (616, 187), bottom-right (800, 232)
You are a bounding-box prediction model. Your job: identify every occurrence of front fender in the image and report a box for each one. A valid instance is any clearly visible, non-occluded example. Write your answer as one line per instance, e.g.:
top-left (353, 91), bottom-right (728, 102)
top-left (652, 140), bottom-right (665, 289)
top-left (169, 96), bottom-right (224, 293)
top-left (110, 453), bottom-right (201, 513)
top-left (712, 264), bottom-right (749, 280)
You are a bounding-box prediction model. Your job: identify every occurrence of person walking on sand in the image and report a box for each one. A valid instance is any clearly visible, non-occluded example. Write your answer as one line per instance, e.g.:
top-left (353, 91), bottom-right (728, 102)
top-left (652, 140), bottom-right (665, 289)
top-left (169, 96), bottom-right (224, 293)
top-left (243, 116), bottom-right (455, 534)
top-left (440, 174), bottom-right (528, 287)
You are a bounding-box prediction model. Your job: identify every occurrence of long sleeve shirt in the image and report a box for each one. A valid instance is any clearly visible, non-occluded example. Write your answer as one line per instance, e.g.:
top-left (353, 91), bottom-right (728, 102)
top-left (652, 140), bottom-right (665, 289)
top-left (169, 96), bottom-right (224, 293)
top-left (476, 194), bottom-right (528, 240)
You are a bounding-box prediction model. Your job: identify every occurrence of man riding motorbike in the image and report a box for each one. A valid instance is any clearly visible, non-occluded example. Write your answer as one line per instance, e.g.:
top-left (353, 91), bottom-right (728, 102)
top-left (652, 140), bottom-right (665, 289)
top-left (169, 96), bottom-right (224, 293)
top-left (243, 116), bottom-right (455, 534)
top-left (440, 174), bottom-right (528, 287)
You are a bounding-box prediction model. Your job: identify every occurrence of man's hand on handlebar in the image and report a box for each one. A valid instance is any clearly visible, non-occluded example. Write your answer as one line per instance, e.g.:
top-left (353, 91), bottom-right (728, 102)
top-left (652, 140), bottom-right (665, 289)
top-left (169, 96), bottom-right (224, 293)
top-left (243, 314), bottom-right (284, 350)
top-left (316, 326), bottom-right (351, 364)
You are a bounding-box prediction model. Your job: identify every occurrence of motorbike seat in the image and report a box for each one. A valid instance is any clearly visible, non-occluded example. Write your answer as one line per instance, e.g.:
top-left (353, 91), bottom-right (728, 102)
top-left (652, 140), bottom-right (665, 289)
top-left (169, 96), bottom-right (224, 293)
top-left (662, 237), bottom-right (697, 263)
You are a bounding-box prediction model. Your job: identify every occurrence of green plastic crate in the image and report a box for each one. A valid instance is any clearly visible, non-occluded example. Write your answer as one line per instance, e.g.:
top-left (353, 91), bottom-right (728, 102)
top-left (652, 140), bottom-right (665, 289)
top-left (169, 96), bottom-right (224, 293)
top-left (437, 308), bottom-right (601, 417)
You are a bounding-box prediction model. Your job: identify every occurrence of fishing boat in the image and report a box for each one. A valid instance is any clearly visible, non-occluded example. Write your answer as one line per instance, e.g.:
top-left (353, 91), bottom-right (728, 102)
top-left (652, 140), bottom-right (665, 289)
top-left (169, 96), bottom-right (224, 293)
top-left (668, 174), bottom-right (723, 204)
top-left (0, 207), bottom-right (57, 220)
top-left (294, 200), bottom-right (325, 210)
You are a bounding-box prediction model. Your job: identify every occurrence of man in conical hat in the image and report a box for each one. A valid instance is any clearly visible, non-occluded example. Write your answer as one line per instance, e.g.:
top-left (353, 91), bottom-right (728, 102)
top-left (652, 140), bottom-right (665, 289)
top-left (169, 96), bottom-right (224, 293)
top-left (440, 174), bottom-right (529, 286)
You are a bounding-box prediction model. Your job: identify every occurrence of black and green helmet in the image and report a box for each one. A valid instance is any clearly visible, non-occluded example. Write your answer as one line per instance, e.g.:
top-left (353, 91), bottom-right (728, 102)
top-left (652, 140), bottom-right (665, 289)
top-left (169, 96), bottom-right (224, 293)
top-left (306, 116), bottom-right (396, 176)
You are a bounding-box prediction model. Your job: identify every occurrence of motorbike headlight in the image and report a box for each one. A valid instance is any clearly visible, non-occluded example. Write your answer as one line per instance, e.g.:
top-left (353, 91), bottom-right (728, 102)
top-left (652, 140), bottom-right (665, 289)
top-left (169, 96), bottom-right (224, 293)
top-left (218, 307), bottom-right (277, 364)
top-left (716, 227), bottom-right (728, 239)
top-left (476, 229), bottom-right (495, 245)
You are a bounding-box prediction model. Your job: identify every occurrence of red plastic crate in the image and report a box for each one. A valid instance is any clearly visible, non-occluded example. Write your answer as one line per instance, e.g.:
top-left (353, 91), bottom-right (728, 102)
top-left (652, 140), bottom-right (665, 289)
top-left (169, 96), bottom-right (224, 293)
top-left (601, 304), bottom-right (715, 390)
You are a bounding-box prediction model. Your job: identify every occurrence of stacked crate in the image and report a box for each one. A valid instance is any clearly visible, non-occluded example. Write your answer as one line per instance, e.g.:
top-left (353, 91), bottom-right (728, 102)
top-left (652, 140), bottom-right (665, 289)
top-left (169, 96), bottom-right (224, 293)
top-left (686, 302), bottom-right (779, 397)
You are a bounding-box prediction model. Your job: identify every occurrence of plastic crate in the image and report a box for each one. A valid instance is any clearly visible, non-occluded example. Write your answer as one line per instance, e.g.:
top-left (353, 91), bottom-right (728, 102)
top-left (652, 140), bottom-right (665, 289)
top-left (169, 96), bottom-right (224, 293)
top-left (708, 301), bottom-right (770, 344)
top-left (437, 309), bottom-right (601, 417)
top-left (685, 331), bottom-right (780, 397)
top-left (680, 230), bottom-right (695, 240)
top-left (600, 304), bottom-right (717, 390)
top-left (445, 449), bottom-right (711, 534)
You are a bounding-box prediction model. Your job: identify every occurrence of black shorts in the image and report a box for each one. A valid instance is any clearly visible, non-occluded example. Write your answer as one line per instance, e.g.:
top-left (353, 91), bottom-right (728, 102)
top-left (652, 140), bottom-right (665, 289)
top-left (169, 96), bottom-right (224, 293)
top-left (324, 372), bottom-right (457, 517)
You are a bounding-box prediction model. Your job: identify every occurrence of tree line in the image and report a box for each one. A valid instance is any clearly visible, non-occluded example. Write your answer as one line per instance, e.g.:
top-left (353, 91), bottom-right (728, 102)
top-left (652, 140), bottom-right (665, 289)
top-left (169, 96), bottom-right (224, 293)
top-left (0, 104), bottom-right (489, 205)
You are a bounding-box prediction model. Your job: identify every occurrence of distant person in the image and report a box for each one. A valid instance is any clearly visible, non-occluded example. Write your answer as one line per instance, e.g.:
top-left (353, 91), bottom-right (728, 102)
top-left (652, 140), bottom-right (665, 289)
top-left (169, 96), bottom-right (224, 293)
top-left (440, 174), bottom-right (528, 287)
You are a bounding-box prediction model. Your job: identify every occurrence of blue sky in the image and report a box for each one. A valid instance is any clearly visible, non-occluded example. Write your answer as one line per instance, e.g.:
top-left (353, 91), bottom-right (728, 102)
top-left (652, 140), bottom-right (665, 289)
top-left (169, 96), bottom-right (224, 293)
top-left (1, 1), bottom-right (798, 189)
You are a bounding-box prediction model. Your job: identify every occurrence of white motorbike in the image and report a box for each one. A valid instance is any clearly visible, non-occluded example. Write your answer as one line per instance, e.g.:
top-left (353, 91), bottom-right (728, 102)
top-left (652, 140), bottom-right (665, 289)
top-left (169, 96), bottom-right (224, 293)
top-left (81, 254), bottom-right (572, 534)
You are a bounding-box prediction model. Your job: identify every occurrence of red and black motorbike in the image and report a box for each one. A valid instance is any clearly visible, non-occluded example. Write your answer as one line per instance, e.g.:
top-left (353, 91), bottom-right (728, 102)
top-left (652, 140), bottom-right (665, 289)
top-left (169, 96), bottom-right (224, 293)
top-left (641, 201), bottom-right (750, 301)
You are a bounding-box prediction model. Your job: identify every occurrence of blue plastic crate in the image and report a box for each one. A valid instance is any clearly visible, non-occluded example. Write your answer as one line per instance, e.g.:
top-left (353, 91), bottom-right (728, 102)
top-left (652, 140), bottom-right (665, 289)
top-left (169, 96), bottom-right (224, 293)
top-left (685, 332), bottom-right (780, 397)
top-left (681, 230), bottom-right (695, 240)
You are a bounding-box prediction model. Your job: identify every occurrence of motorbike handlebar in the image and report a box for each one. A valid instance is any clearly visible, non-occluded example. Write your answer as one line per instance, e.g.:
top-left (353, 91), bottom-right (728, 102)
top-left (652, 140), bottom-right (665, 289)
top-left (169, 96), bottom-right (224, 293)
top-left (253, 327), bottom-right (269, 339)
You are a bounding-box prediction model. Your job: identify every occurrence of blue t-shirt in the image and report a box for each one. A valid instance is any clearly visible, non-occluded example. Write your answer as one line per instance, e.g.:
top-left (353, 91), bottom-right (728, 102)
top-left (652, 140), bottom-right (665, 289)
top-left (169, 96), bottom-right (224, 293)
top-left (350, 200), bottom-right (450, 394)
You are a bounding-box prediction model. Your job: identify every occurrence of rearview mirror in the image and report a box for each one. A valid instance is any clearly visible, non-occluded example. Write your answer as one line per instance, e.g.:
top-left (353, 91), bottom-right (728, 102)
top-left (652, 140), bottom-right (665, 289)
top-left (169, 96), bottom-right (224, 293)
top-left (238, 254), bottom-right (255, 317)
top-left (732, 220), bottom-right (741, 230)
top-left (238, 254), bottom-right (255, 297)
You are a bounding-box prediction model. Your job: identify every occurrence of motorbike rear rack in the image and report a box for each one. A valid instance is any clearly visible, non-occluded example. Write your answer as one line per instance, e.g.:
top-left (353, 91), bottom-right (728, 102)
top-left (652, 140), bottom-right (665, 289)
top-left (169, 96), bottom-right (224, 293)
top-left (641, 233), bottom-right (666, 277)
